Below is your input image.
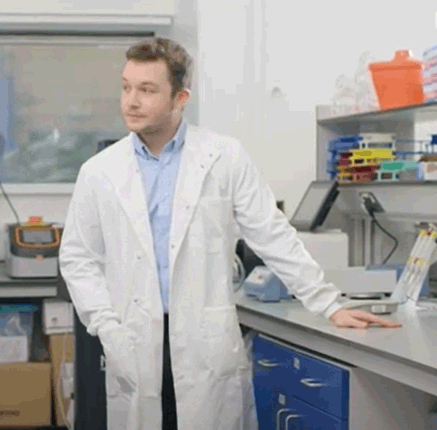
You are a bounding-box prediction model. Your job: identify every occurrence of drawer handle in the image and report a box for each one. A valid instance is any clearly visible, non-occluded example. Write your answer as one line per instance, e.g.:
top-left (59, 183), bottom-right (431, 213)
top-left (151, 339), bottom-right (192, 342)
top-left (257, 358), bottom-right (279, 368)
top-left (285, 414), bottom-right (300, 428)
top-left (300, 378), bottom-right (327, 388)
top-left (276, 408), bottom-right (290, 430)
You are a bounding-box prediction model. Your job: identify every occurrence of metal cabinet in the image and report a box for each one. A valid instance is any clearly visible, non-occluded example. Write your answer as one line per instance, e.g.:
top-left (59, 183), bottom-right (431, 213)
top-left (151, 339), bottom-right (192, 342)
top-left (252, 333), bottom-right (349, 429)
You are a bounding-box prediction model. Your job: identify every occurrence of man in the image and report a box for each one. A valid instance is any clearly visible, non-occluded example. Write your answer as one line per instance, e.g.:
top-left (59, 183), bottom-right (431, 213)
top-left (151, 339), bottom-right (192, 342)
top-left (59, 37), bottom-right (401, 430)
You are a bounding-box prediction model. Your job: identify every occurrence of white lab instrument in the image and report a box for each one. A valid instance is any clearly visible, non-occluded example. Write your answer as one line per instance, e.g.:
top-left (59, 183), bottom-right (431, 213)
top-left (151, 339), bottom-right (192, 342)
top-left (324, 267), bottom-right (397, 296)
top-left (344, 224), bottom-right (437, 314)
top-left (243, 265), bottom-right (397, 303)
top-left (296, 229), bottom-right (349, 270)
top-left (5, 218), bottom-right (63, 278)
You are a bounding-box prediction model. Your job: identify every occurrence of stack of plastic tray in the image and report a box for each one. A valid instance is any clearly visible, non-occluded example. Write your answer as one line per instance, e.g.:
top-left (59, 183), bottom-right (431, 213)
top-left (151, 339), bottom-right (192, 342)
top-left (422, 44), bottom-right (437, 103)
top-left (329, 133), bottom-right (396, 183)
top-left (376, 160), bottom-right (418, 182)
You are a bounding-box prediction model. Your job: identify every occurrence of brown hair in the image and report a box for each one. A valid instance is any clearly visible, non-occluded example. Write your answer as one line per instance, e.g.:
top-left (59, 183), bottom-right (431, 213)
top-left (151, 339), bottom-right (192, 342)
top-left (126, 37), bottom-right (193, 99)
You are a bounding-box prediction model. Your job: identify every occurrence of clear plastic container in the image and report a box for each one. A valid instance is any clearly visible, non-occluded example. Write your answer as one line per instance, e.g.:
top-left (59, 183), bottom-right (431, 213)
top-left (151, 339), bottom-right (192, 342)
top-left (0, 304), bottom-right (38, 363)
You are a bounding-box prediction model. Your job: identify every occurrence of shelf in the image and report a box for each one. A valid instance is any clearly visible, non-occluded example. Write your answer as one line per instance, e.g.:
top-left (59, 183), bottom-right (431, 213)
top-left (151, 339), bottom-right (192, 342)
top-left (337, 180), bottom-right (437, 187)
top-left (0, 261), bottom-right (58, 298)
top-left (0, 286), bottom-right (57, 298)
top-left (318, 101), bottom-right (437, 127)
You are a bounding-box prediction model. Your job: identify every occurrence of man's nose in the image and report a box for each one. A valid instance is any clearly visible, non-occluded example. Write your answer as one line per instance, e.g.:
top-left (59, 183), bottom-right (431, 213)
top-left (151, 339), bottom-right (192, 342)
top-left (127, 90), bottom-right (141, 107)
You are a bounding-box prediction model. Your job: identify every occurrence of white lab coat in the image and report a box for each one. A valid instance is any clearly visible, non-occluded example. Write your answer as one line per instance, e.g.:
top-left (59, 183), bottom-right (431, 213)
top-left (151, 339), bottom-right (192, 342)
top-left (59, 124), bottom-right (343, 430)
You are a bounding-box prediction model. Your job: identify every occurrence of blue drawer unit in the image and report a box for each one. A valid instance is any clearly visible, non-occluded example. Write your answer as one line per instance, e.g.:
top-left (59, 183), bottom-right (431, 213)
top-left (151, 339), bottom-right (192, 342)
top-left (292, 352), bottom-right (349, 420)
top-left (252, 336), bottom-right (298, 429)
top-left (253, 335), bottom-right (299, 388)
top-left (252, 334), bottom-right (350, 429)
top-left (280, 397), bottom-right (347, 430)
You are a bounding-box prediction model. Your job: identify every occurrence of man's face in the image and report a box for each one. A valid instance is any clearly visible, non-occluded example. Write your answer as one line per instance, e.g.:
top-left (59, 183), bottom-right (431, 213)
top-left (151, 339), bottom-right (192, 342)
top-left (120, 59), bottom-right (188, 134)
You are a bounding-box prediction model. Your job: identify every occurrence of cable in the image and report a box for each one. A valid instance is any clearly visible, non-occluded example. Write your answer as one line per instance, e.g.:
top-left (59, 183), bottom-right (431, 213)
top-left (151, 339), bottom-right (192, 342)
top-left (362, 196), bottom-right (398, 265)
top-left (370, 214), bottom-right (399, 265)
top-left (0, 177), bottom-right (21, 224)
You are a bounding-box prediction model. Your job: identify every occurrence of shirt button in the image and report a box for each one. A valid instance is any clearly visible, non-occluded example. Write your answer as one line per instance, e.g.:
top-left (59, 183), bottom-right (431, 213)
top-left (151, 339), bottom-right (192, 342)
top-left (200, 164), bottom-right (205, 169)
top-left (171, 244), bottom-right (175, 249)
top-left (186, 205), bottom-right (190, 210)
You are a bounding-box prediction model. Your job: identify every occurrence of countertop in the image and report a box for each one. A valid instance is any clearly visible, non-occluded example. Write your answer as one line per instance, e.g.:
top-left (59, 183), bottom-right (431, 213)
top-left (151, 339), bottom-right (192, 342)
top-left (235, 289), bottom-right (437, 396)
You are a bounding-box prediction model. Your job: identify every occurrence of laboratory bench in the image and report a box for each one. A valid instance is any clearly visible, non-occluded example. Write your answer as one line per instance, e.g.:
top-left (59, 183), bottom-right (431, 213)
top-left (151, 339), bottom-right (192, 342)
top-left (236, 289), bottom-right (437, 430)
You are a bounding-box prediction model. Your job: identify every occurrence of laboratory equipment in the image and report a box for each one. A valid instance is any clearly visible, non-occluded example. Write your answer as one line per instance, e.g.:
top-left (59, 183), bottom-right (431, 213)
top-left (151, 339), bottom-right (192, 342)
top-left (296, 229), bottom-right (349, 270)
top-left (392, 225), bottom-right (437, 304)
top-left (344, 224), bottom-right (437, 314)
top-left (243, 266), bottom-right (290, 302)
top-left (5, 218), bottom-right (63, 278)
top-left (290, 181), bottom-right (339, 232)
top-left (324, 267), bottom-right (397, 297)
top-left (243, 264), bottom-right (397, 303)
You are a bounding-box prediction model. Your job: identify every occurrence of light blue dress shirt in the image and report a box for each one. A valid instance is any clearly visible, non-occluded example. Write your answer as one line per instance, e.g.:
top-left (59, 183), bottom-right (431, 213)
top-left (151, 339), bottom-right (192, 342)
top-left (132, 119), bottom-right (187, 314)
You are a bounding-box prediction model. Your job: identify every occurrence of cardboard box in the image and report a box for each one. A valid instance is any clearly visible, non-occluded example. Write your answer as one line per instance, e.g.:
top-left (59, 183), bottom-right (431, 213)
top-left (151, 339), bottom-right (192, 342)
top-left (49, 334), bottom-right (75, 427)
top-left (0, 362), bottom-right (51, 428)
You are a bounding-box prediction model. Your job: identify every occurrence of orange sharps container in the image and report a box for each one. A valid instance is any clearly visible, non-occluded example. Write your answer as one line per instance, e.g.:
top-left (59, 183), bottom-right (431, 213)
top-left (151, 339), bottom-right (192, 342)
top-left (368, 49), bottom-right (424, 110)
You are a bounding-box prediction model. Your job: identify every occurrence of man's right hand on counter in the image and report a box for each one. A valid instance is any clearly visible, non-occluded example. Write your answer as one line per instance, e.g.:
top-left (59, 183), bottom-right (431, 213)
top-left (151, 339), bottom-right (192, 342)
top-left (329, 308), bottom-right (403, 329)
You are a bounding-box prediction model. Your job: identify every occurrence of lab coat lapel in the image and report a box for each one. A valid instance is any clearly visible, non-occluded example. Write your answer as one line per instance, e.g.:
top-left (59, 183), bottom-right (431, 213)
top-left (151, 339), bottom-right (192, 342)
top-left (109, 134), bottom-right (157, 273)
top-left (169, 126), bottom-right (221, 269)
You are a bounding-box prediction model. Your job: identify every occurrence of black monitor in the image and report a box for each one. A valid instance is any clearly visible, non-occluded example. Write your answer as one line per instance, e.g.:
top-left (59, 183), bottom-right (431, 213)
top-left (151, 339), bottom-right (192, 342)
top-left (290, 181), bottom-right (339, 232)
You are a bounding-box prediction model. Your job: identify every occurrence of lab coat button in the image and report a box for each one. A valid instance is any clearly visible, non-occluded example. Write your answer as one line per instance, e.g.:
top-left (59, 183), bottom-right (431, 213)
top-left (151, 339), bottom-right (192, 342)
top-left (200, 164), bottom-right (205, 169)
top-left (186, 205), bottom-right (190, 210)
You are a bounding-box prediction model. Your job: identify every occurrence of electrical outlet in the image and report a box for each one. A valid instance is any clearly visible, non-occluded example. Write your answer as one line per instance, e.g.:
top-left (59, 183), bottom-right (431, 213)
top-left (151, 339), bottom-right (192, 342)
top-left (359, 192), bottom-right (384, 215)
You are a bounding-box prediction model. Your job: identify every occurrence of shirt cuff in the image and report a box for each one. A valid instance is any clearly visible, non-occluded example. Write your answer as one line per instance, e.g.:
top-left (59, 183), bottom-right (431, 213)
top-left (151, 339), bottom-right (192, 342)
top-left (95, 319), bottom-right (121, 337)
top-left (323, 301), bottom-right (344, 319)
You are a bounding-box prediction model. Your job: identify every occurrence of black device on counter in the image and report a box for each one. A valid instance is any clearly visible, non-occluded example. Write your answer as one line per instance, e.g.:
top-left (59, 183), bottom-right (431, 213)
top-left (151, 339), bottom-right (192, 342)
top-left (290, 181), bottom-right (339, 232)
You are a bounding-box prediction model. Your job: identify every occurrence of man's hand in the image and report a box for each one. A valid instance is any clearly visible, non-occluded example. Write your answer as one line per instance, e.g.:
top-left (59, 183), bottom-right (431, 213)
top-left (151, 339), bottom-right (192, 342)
top-left (329, 308), bottom-right (402, 328)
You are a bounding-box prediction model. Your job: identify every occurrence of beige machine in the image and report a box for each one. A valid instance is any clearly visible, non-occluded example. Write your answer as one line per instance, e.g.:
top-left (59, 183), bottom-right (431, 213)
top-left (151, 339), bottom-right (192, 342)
top-left (5, 217), bottom-right (63, 278)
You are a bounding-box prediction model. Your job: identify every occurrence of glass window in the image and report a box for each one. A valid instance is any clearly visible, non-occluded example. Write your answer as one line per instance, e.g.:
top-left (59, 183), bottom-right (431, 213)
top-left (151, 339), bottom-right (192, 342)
top-left (0, 35), bottom-right (148, 183)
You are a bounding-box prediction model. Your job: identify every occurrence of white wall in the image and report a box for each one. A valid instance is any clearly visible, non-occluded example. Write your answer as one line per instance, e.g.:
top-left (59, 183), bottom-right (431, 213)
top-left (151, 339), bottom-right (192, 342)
top-left (197, 0), bottom-right (437, 215)
top-left (1, 0), bottom-right (437, 259)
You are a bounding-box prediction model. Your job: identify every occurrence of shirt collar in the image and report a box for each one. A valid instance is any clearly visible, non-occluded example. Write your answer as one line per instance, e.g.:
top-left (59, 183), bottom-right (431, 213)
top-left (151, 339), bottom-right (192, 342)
top-left (133, 118), bottom-right (187, 160)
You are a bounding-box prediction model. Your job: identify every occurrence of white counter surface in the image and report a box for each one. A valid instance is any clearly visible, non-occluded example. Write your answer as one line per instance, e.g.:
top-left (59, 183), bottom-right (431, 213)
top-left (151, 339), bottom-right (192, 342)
top-left (235, 290), bottom-right (437, 396)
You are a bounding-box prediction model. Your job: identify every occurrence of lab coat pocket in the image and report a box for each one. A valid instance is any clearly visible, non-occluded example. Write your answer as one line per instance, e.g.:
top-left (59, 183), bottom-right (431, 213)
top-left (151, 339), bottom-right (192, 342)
top-left (201, 306), bottom-right (241, 379)
top-left (99, 324), bottom-right (138, 396)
